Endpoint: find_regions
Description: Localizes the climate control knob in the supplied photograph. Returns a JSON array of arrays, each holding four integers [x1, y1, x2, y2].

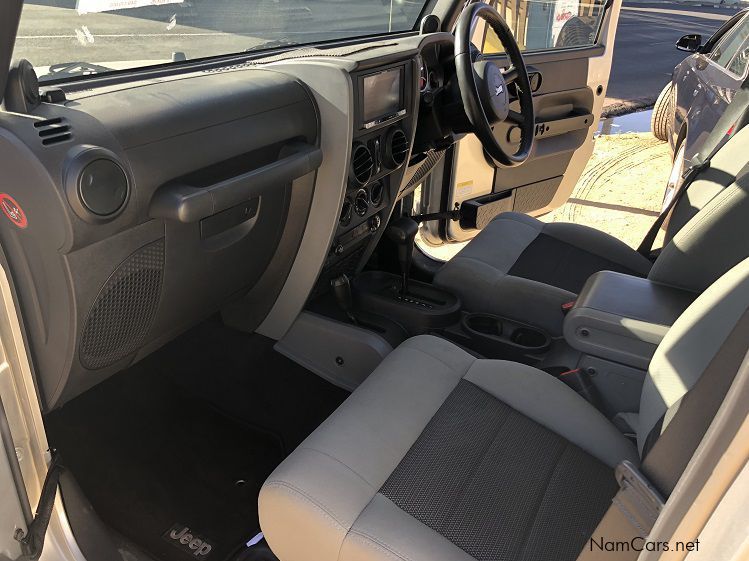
[[354, 189, 369, 217]]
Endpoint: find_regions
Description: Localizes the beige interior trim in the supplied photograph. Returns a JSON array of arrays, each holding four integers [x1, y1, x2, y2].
[[640, 350, 749, 561], [0, 264, 83, 561]]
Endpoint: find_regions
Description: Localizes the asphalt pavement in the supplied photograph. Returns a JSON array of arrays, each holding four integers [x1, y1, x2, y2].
[[604, 2, 736, 113]]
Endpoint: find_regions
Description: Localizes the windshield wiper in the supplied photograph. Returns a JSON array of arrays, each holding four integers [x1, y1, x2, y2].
[[246, 38, 300, 53], [38, 61, 114, 81]]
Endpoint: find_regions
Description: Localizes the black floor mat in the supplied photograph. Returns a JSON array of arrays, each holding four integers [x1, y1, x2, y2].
[[45, 318, 349, 561]]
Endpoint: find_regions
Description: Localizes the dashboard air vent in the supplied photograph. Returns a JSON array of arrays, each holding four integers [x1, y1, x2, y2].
[[34, 117, 72, 146], [386, 128, 409, 168], [350, 143, 373, 185], [339, 197, 353, 226]]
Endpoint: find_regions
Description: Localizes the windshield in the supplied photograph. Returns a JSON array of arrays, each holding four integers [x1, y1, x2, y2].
[[14, 0, 426, 83]]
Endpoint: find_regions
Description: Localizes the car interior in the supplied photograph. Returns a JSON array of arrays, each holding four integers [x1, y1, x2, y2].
[[1, 0, 749, 560]]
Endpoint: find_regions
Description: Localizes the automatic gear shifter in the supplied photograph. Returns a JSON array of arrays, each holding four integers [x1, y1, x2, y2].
[[386, 216, 418, 296]]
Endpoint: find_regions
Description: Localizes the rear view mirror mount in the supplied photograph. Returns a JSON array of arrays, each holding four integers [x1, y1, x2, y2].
[[677, 34, 703, 53]]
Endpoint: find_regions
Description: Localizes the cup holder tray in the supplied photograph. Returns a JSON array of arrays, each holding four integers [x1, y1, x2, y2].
[[461, 313, 551, 359]]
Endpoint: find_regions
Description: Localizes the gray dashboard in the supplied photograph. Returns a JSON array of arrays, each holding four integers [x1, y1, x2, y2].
[[0, 32, 453, 409]]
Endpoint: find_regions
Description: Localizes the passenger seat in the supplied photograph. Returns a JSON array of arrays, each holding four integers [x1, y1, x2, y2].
[[259, 257, 749, 561]]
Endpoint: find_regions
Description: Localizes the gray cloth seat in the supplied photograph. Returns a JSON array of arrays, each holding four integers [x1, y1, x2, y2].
[[434, 125, 749, 336], [259, 260, 749, 561], [433, 212, 653, 335], [259, 257, 749, 561]]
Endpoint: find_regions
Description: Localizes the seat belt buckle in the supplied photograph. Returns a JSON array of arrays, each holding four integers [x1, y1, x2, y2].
[[613, 460, 665, 537], [561, 300, 576, 314]]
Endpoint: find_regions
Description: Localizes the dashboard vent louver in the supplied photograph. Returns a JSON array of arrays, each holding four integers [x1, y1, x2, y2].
[[387, 129, 409, 167], [350, 143, 373, 185], [34, 117, 72, 146]]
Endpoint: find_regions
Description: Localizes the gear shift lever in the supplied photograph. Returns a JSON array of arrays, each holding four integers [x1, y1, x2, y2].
[[386, 216, 418, 296], [331, 274, 357, 324]]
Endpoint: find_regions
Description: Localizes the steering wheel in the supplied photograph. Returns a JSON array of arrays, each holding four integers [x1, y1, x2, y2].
[[455, 2, 535, 167]]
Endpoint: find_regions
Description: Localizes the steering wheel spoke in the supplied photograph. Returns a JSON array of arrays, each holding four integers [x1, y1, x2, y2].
[[506, 110, 525, 125], [502, 66, 519, 84]]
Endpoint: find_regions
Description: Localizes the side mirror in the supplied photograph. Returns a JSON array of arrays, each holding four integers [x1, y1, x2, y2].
[[677, 34, 702, 53]]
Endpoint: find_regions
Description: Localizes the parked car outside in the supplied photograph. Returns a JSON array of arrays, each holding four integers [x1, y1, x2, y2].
[[653, 8, 749, 207]]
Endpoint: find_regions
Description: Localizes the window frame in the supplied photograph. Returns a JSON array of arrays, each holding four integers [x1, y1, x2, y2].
[[480, 0, 612, 56]]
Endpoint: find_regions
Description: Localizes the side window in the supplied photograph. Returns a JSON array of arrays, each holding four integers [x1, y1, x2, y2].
[[710, 16, 749, 75], [727, 38, 749, 77], [483, 0, 608, 54]]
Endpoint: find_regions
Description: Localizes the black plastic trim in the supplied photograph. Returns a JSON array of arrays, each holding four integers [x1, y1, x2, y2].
[[0, 0, 23, 104], [40, 31, 420, 91]]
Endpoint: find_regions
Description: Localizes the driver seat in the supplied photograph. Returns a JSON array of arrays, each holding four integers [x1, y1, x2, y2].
[[434, 125, 749, 335]]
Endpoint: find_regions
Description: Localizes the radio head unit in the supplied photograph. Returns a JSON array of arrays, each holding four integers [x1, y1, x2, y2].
[[359, 65, 405, 129]]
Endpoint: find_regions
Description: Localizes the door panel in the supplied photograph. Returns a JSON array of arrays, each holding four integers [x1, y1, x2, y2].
[[427, 0, 621, 243]]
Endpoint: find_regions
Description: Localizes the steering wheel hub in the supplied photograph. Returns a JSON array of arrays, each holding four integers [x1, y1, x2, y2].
[[479, 61, 510, 123]]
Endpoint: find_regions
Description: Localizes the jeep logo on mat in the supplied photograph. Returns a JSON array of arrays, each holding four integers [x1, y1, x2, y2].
[[163, 524, 215, 557]]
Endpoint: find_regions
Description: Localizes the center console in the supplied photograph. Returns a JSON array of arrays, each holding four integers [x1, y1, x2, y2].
[[325, 61, 416, 282], [564, 271, 697, 370]]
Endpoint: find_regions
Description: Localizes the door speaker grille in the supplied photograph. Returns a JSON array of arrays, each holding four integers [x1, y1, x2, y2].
[[79, 239, 165, 370]]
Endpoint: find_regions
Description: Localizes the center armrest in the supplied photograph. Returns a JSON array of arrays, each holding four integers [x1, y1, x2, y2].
[[564, 271, 698, 369]]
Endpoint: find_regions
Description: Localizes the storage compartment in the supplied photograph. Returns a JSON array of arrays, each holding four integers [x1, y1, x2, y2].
[[564, 271, 697, 369], [459, 312, 551, 362]]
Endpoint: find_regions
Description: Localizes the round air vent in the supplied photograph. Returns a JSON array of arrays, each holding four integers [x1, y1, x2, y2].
[[339, 197, 353, 226], [64, 145, 131, 223], [354, 189, 369, 217], [350, 143, 373, 185], [79, 159, 129, 216], [384, 128, 409, 169]]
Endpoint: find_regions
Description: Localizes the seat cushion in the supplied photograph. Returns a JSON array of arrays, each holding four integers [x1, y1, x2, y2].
[[259, 335, 638, 561], [433, 212, 653, 335]]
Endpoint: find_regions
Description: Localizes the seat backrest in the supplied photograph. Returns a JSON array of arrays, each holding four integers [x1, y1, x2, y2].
[[638, 256, 749, 456], [648, 125, 749, 293]]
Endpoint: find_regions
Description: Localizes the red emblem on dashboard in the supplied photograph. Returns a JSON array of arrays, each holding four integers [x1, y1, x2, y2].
[[0, 194, 28, 229]]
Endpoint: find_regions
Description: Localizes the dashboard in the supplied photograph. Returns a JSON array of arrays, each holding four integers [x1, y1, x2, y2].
[[0, 32, 455, 409]]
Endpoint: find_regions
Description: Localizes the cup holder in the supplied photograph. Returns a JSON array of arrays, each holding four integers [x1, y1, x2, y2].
[[465, 315, 502, 336], [509, 327, 548, 349], [462, 313, 551, 359]]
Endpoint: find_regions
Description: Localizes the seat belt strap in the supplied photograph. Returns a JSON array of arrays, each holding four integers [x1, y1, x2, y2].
[[612, 461, 665, 536], [636, 161, 708, 258], [576, 461, 665, 561]]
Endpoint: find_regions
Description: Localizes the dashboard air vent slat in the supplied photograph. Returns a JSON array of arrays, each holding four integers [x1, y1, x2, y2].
[[389, 129, 409, 167], [34, 117, 72, 146], [350, 143, 373, 185]]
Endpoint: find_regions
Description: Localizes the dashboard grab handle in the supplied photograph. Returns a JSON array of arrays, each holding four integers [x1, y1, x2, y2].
[[149, 141, 322, 223]]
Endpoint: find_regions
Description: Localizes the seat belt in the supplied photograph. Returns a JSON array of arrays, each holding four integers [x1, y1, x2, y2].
[[636, 85, 749, 259], [636, 160, 709, 258], [577, 305, 749, 561]]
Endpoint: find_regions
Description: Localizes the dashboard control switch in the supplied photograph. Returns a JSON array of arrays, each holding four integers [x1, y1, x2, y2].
[[369, 215, 381, 232]]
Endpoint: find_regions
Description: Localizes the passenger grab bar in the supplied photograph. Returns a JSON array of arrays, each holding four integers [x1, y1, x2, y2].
[[149, 141, 322, 223]]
